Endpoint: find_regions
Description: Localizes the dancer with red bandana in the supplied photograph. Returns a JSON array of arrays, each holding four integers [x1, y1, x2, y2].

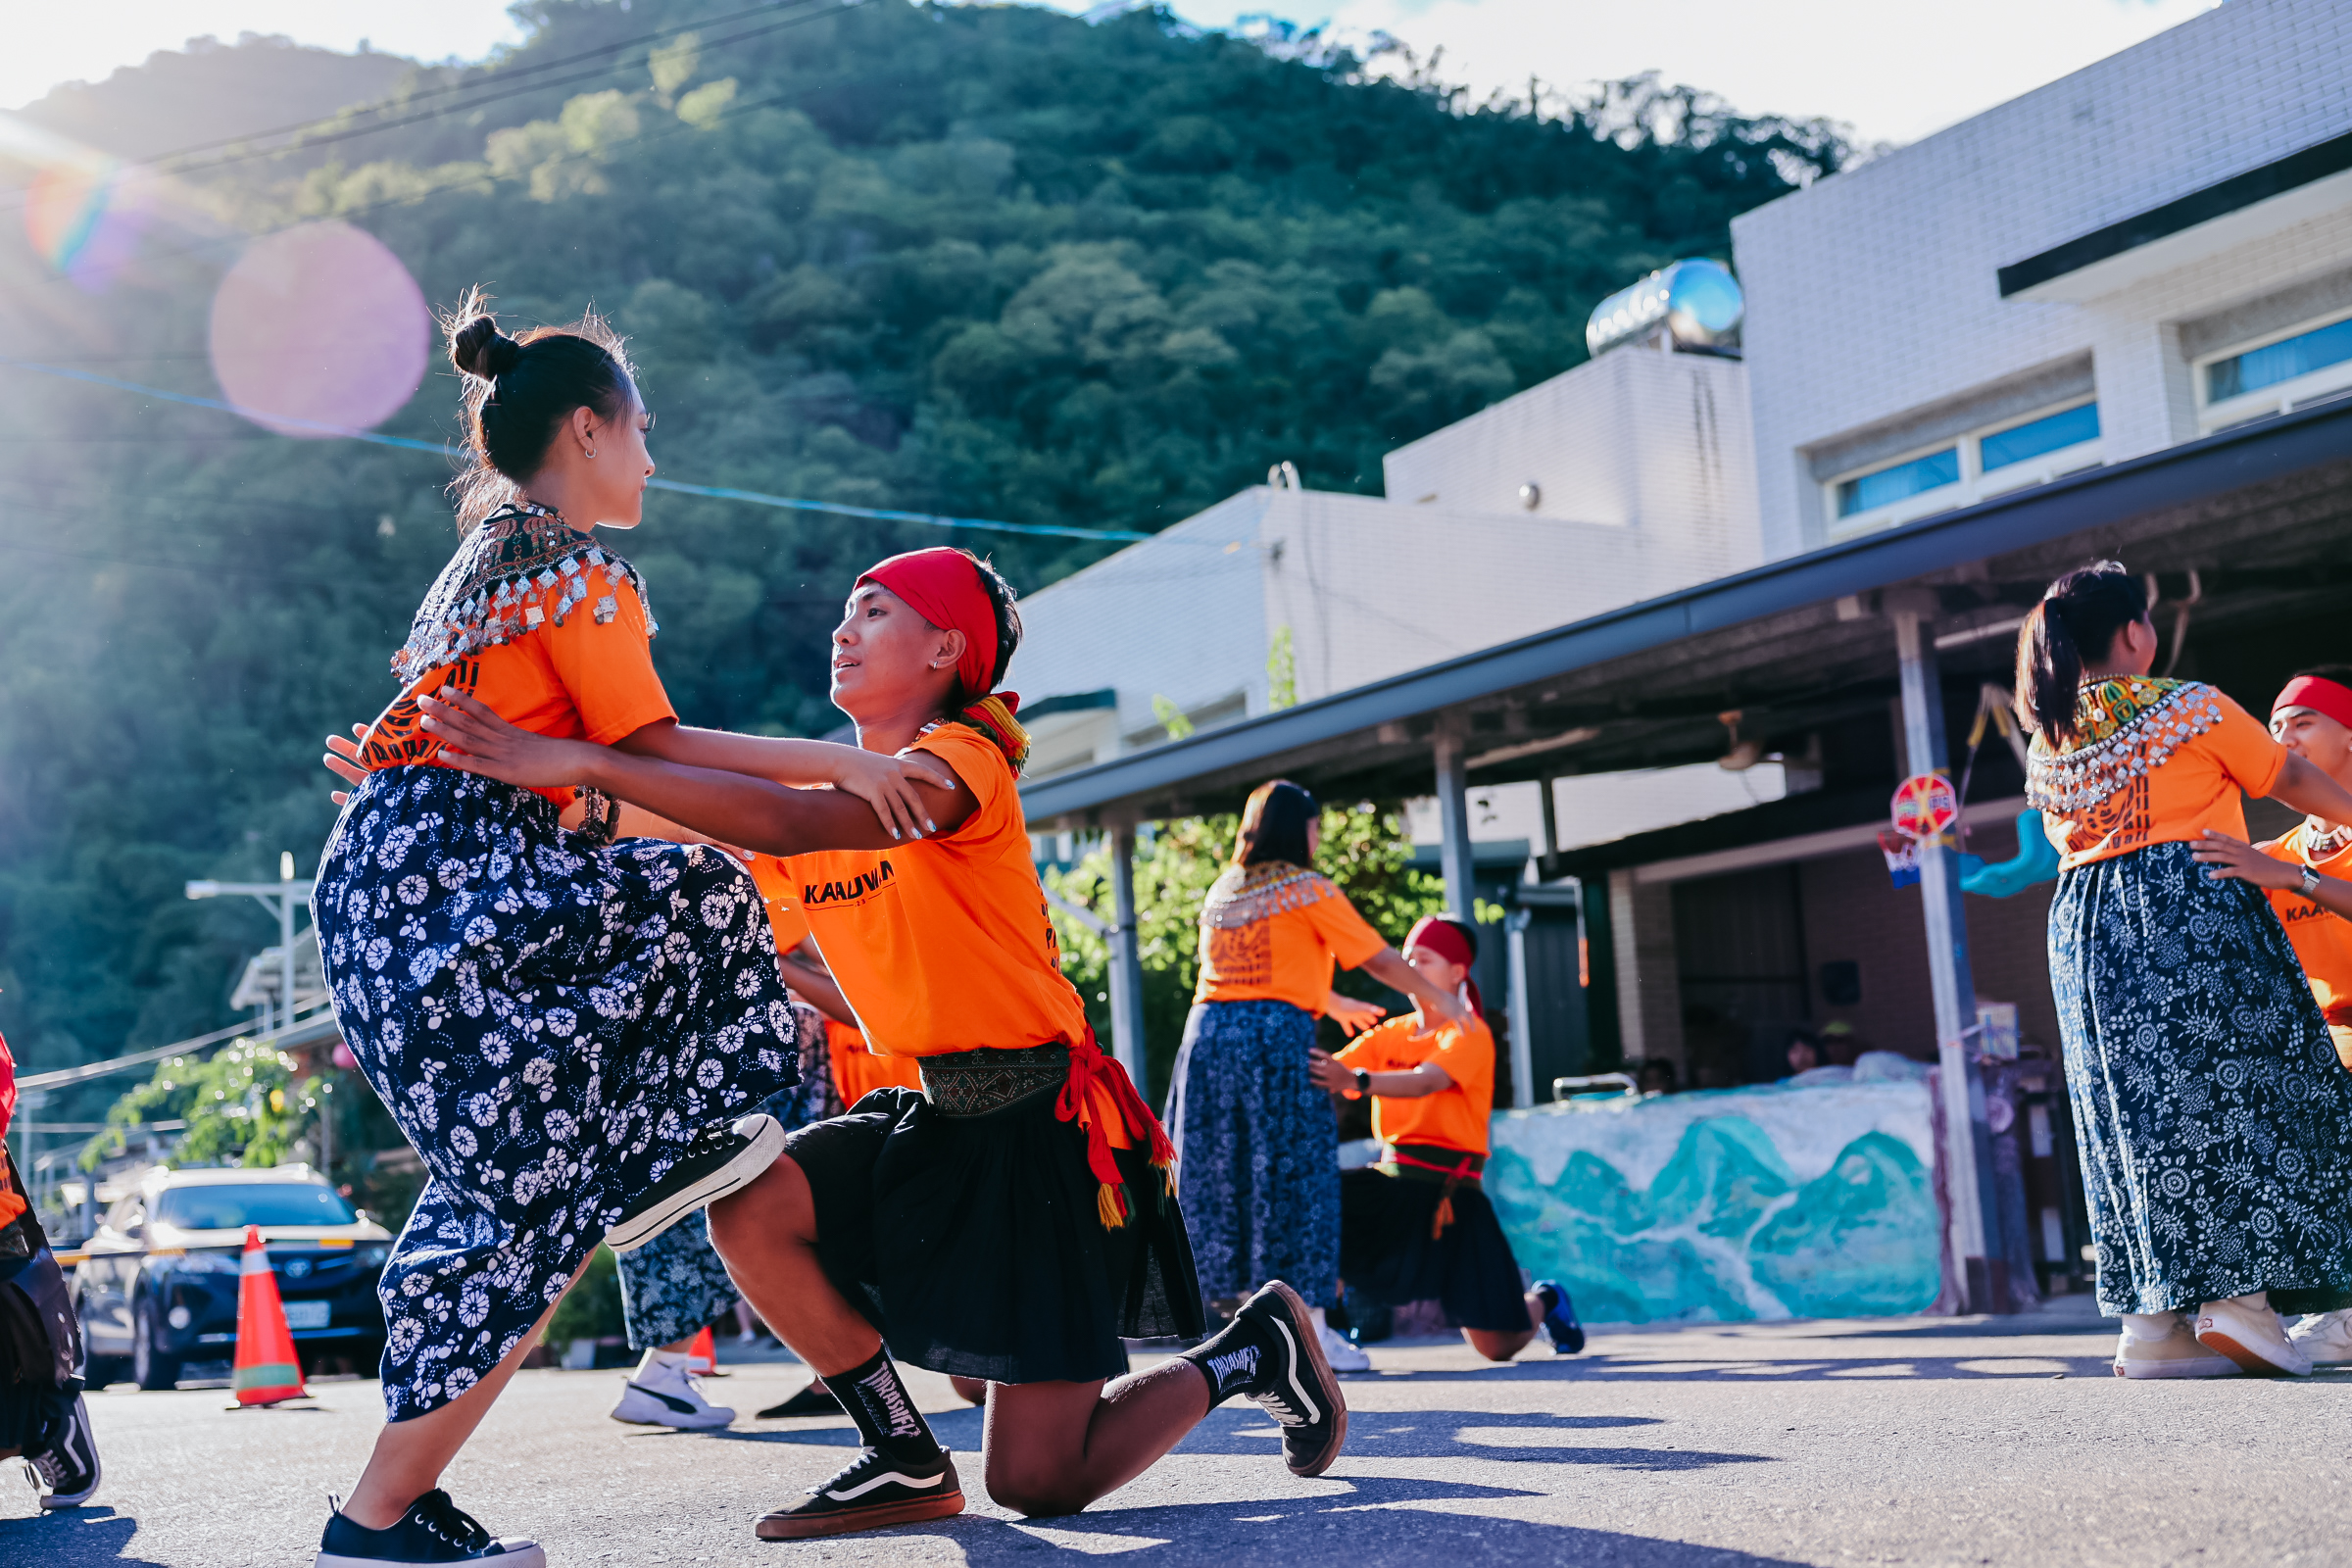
[[2191, 664, 2352, 1368], [1309, 916, 1583, 1362], [413, 546, 1350, 1540]]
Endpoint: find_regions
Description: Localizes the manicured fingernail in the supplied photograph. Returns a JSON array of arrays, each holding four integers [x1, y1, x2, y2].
[[891, 828, 901, 839], [926, 820, 938, 832]]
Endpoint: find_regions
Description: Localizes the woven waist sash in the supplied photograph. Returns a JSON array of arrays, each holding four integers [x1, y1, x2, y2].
[[1376, 1144, 1485, 1240], [917, 1044, 1069, 1117]]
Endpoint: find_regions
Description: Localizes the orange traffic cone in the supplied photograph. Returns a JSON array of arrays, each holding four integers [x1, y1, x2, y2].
[[231, 1225, 307, 1406], [684, 1323, 717, 1376]]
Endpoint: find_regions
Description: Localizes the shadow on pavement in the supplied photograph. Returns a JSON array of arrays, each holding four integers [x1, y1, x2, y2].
[[884, 1475, 1812, 1565], [0, 1506, 170, 1566], [1171, 1406, 1736, 1471], [706, 1404, 1756, 1474]]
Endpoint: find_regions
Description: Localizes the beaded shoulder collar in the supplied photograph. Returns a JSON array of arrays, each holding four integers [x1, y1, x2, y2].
[[1200, 861, 1338, 931], [390, 501, 656, 684], [2026, 676, 2226, 814]]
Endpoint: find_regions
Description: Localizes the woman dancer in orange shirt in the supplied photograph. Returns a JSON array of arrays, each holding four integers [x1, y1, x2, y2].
[[2020, 564, 2352, 1381], [414, 547, 1352, 1540], [1169, 780, 1469, 1371], [309, 303, 948, 1568]]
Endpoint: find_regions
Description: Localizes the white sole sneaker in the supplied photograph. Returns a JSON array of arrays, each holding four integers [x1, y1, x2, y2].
[[1318, 1326, 1371, 1373], [610, 1379, 735, 1430], [606, 1114, 784, 1253], [2196, 1305, 2313, 1378], [2114, 1347, 2239, 1379]]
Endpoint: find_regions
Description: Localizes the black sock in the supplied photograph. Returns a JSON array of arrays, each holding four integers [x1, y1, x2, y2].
[[830, 1347, 943, 1466], [1181, 1311, 1277, 1407]]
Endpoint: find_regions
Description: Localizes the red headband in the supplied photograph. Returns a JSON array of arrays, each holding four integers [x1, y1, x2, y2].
[[2274, 675, 2352, 734], [1404, 915, 1484, 1021], [858, 548, 1000, 702]]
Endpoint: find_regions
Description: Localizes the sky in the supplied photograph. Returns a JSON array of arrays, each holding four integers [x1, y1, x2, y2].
[[3, 0, 2223, 148]]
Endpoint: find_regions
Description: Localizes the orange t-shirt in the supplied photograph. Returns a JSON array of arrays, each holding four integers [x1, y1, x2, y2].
[[748, 856, 922, 1099], [358, 548, 673, 806], [2262, 823, 2352, 1039], [0, 1029, 22, 1231], [783, 723, 1088, 1059], [2030, 679, 2286, 871], [748, 854, 812, 954], [1335, 1008, 1496, 1155], [1190, 863, 1387, 1012], [828, 1017, 923, 1103]]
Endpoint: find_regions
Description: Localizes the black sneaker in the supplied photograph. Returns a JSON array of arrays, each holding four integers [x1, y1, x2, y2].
[[28, 1392, 100, 1508], [753, 1446, 964, 1540], [1232, 1281, 1348, 1478], [757, 1379, 844, 1419], [316, 1490, 544, 1567], [606, 1113, 784, 1253]]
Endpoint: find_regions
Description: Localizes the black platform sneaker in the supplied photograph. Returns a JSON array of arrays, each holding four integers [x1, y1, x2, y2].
[[1230, 1281, 1348, 1477], [606, 1113, 784, 1253], [28, 1392, 101, 1509], [315, 1490, 545, 1567], [757, 1379, 844, 1419], [753, 1447, 964, 1540]]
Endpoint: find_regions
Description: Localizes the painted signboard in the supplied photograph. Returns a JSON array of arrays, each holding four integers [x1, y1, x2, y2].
[[1488, 1078, 1943, 1324]]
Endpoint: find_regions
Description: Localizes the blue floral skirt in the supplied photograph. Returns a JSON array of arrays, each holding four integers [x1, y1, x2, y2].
[[2050, 840, 2352, 1316], [315, 767, 799, 1419], [617, 1002, 840, 1349], [1163, 999, 1340, 1306]]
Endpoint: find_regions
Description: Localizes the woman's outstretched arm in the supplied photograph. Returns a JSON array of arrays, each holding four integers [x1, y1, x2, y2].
[[1357, 948, 1471, 1029], [417, 690, 977, 855], [2267, 753, 2352, 827]]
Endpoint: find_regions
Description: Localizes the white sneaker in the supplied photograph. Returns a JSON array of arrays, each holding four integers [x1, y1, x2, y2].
[[2195, 1295, 2314, 1378], [2113, 1312, 2236, 1379], [1318, 1321, 1371, 1373], [610, 1350, 735, 1429], [2288, 1306, 2352, 1365]]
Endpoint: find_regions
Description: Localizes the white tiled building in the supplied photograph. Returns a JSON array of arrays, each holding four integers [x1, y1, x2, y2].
[[1736, 0, 2352, 558], [1010, 342, 1768, 844]]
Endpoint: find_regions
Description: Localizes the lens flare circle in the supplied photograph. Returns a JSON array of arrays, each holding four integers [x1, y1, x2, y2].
[[26, 160, 151, 293], [209, 220, 429, 438]]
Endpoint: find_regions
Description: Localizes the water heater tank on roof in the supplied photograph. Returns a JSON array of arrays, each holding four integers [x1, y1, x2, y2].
[[1585, 258, 1743, 360]]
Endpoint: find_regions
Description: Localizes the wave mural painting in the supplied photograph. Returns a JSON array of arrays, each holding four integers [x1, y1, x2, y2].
[[1488, 1081, 1942, 1324]]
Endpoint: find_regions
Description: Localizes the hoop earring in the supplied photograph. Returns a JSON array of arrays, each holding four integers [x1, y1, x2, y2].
[[585, 447, 598, 460]]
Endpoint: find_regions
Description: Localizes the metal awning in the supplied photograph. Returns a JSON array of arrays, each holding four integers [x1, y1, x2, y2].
[[1022, 399, 2352, 827]]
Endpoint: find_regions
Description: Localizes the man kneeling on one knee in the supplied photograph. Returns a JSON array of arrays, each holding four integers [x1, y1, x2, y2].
[[1307, 915, 1581, 1362]]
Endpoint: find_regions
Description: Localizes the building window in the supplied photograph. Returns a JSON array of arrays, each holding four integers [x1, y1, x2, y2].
[[2201, 313, 2352, 426], [1837, 448, 1959, 517], [1980, 401, 2100, 472], [1825, 399, 2101, 538]]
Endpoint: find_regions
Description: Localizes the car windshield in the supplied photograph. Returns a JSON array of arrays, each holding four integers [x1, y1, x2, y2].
[[153, 1183, 356, 1230]]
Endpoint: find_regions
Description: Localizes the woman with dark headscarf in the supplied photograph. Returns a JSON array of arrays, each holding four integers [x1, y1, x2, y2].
[[1166, 781, 1468, 1369], [1310, 915, 1581, 1361], [2018, 562, 2352, 1381]]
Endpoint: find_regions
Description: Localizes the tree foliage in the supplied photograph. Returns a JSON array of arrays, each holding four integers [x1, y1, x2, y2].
[[0, 4, 1844, 1114], [1048, 802, 1444, 1101]]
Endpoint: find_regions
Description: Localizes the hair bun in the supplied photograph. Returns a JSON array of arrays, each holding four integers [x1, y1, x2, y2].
[[450, 315, 522, 380]]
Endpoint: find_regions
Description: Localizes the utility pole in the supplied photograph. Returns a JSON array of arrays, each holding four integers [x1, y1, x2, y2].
[[188, 852, 316, 1036]]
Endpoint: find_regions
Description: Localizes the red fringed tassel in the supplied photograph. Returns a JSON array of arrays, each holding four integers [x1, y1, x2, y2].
[[1055, 1029, 1176, 1230]]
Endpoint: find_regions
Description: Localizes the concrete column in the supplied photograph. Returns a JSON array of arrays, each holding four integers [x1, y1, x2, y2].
[[1889, 595, 2011, 1313], [1608, 869, 1685, 1076], [1106, 822, 1150, 1087], [1433, 721, 1476, 917]]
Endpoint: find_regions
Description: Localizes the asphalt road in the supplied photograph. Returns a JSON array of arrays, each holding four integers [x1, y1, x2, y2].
[[4, 1302, 2342, 1567]]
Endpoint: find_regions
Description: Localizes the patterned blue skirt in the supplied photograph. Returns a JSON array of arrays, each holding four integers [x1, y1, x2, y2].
[[315, 767, 799, 1419], [616, 1003, 840, 1349], [1163, 999, 1340, 1305], [2050, 839, 2352, 1316]]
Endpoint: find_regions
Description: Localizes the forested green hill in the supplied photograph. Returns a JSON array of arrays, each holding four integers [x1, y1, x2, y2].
[[0, 1, 1845, 1099]]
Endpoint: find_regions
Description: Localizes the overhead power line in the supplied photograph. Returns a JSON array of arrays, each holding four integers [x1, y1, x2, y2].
[[0, 361, 1155, 545]]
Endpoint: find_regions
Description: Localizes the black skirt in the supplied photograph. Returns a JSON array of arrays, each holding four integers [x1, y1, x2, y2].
[[784, 1079, 1205, 1385], [1339, 1168, 1530, 1332]]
